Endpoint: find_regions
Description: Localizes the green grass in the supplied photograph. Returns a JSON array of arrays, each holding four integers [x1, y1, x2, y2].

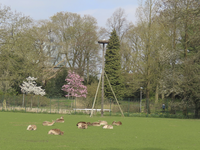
[[0, 112, 200, 150]]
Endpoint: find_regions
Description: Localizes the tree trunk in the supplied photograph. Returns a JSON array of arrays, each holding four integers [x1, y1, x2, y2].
[[155, 83, 159, 103], [22, 93, 24, 107], [31, 95, 33, 109], [87, 56, 90, 84], [146, 81, 151, 114], [161, 93, 164, 100]]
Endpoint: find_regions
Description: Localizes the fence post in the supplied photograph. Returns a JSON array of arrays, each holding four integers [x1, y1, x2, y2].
[[37, 96, 39, 113], [147, 99, 149, 117], [110, 98, 111, 116], [186, 101, 188, 118], [13, 95, 15, 111], [75, 98, 76, 114], [50, 98, 51, 114], [166, 98, 169, 117], [2, 95, 4, 111], [128, 98, 130, 116], [25, 95, 26, 113], [66, 98, 68, 110], [58, 98, 59, 114]]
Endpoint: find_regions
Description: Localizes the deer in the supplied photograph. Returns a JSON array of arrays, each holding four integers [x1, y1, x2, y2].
[[27, 125, 37, 130], [98, 120, 108, 125], [56, 118, 64, 123], [48, 129, 64, 135], [102, 125, 113, 129], [77, 123, 88, 129], [112, 121, 122, 126], [55, 116, 64, 123], [91, 122, 101, 126], [76, 121, 87, 126], [43, 120, 55, 126], [87, 122, 92, 126]]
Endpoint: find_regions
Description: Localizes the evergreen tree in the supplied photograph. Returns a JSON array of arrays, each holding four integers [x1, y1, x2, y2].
[[104, 29, 124, 99]]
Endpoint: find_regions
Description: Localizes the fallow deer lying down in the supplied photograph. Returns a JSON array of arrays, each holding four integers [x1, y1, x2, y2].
[[87, 122, 92, 126], [27, 125, 37, 130], [76, 121, 87, 126], [99, 120, 108, 125], [112, 121, 122, 126], [102, 125, 113, 129], [48, 129, 64, 135], [56, 118, 64, 123], [77, 122, 88, 129], [43, 120, 55, 126], [91, 122, 101, 126]]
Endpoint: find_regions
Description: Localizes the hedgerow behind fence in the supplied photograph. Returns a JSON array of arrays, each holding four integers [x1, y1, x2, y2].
[[0, 95, 198, 118]]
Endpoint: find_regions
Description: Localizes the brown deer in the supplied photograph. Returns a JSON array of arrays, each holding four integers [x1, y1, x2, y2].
[[48, 129, 64, 135], [43, 120, 55, 126], [78, 123, 88, 129], [55, 116, 64, 123], [76, 121, 87, 126], [102, 125, 113, 129], [56, 118, 64, 123], [112, 121, 122, 126], [91, 122, 101, 126], [27, 125, 37, 130], [87, 122, 92, 126], [99, 120, 108, 125]]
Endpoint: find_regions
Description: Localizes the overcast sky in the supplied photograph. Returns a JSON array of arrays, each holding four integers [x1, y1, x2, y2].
[[0, 0, 139, 27]]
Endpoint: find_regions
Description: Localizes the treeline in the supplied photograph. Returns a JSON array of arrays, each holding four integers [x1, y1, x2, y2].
[[0, 1, 200, 115]]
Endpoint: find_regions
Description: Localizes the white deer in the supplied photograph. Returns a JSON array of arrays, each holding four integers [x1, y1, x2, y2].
[[27, 125, 37, 130], [102, 125, 113, 129], [99, 120, 108, 125]]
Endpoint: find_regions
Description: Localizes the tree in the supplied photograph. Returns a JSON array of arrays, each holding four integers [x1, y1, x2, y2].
[[50, 12, 100, 78], [106, 8, 131, 41], [0, 4, 36, 94], [104, 29, 124, 98], [20, 76, 45, 107], [62, 71, 87, 98], [45, 67, 68, 98], [105, 8, 133, 73], [182, 52, 200, 117]]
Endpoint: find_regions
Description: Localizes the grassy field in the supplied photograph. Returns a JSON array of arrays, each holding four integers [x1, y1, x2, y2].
[[0, 112, 200, 150]]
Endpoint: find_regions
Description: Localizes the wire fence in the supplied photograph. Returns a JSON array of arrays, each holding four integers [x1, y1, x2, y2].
[[0, 95, 199, 118]]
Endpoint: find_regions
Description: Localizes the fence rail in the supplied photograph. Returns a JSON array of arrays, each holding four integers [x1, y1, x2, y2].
[[0, 95, 199, 118]]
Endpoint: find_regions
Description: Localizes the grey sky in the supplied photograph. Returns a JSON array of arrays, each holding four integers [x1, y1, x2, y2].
[[0, 0, 138, 27]]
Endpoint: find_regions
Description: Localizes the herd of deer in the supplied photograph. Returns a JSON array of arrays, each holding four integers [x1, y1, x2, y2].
[[76, 120, 122, 129], [27, 116, 122, 135], [27, 116, 65, 135]]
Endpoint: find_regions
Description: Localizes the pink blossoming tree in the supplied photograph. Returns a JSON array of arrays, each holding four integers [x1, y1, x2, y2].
[[62, 71, 87, 98]]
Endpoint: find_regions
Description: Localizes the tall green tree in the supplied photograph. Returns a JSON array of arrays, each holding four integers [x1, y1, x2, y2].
[[104, 29, 124, 99]]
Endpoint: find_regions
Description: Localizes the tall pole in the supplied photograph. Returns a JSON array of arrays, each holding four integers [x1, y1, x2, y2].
[[98, 39, 109, 117], [101, 43, 105, 117], [140, 87, 143, 113]]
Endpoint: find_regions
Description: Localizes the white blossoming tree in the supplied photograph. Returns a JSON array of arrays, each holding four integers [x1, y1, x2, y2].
[[20, 76, 45, 108]]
